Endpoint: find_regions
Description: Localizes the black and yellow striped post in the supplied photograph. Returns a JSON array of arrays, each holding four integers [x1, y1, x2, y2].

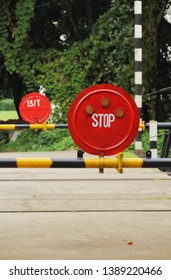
[[134, 0, 143, 150], [0, 157, 170, 173]]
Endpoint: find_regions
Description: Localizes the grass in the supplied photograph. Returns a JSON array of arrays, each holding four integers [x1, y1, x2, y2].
[[123, 151, 139, 158], [0, 111, 18, 121]]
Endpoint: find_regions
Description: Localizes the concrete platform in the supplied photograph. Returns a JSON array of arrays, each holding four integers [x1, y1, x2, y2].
[[0, 151, 171, 260]]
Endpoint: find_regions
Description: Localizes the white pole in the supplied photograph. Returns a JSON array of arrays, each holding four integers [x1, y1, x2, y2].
[[149, 120, 158, 158]]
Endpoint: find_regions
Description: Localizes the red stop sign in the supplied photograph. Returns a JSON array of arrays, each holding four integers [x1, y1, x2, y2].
[[68, 84, 140, 156], [19, 92, 51, 123]]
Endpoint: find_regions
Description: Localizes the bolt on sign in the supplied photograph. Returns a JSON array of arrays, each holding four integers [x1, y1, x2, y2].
[[68, 84, 140, 156], [19, 92, 52, 123]]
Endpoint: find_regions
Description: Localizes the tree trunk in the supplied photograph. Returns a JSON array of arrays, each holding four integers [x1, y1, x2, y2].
[[11, 73, 26, 119]]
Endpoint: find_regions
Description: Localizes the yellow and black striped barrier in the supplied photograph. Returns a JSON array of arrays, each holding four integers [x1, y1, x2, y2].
[[0, 156, 170, 173], [0, 122, 146, 131], [0, 123, 67, 131]]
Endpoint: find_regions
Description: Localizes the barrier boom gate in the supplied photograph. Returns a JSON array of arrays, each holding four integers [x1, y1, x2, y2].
[[0, 155, 170, 174], [0, 84, 171, 173]]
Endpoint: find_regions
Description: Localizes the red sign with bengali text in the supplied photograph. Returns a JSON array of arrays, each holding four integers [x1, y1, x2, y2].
[[19, 92, 51, 123]]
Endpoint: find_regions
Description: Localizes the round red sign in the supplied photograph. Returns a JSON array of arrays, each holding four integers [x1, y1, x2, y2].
[[68, 84, 140, 156], [19, 92, 51, 123]]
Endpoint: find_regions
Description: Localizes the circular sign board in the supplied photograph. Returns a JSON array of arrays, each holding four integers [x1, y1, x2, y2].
[[19, 92, 51, 123], [68, 84, 140, 156]]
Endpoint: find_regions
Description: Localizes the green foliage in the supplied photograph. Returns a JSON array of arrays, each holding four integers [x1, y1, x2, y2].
[[0, 127, 167, 155], [13, 46, 87, 122], [0, 129, 77, 152], [84, 0, 134, 92], [0, 0, 35, 73], [12, 1, 135, 122], [0, 131, 9, 145], [142, 0, 171, 121], [0, 0, 135, 123], [0, 0, 170, 126], [0, 99, 15, 110]]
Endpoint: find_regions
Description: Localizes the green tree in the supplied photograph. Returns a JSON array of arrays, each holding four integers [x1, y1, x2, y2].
[[0, 0, 35, 115], [142, 0, 171, 121], [0, 0, 111, 118], [0, 0, 170, 122]]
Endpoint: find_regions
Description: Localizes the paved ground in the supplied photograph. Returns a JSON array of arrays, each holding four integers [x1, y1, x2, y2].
[[0, 151, 171, 260]]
